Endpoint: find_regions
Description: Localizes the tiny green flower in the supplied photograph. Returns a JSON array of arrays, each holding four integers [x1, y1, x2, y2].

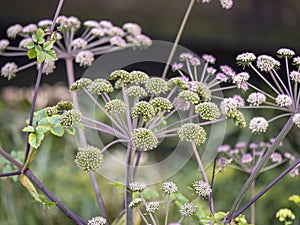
[[125, 85, 147, 97], [74, 145, 103, 172], [132, 128, 158, 151], [129, 70, 149, 84], [59, 109, 81, 127], [178, 123, 206, 146], [178, 90, 200, 104], [87, 79, 114, 95], [150, 97, 173, 112], [145, 77, 169, 95], [70, 78, 92, 92], [195, 102, 221, 120], [131, 101, 155, 122], [105, 99, 126, 113]]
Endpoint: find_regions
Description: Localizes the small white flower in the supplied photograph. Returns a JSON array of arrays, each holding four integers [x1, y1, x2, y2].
[[219, 0, 233, 9], [193, 180, 212, 198], [189, 57, 201, 66], [0, 39, 9, 51], [128, 181, 146, 192], [22, 24, 38, 34], [277, 48, 295, 58], [7, 24, 22, 38], [128, 34, 152, 48], [292, 113, 300, 128], [241, 153, 253, 164], [256, 55, 280, 72], [290, 71, 300, 83], [162, 181, 178, 194], [249, 117, 269, 133], [1, 62, 18, 80], [293, 56, 300, 67], [271, 152, 282, 163], [180, 202, 197, 217], [275, 94, 293, 107], [247, 92, 266, 106], [123, 22, 142, 36], [75, 50, 94, 67], [71, 38, 88, 49], [105, 26, 125, 37], [67, 16, 81, 29]]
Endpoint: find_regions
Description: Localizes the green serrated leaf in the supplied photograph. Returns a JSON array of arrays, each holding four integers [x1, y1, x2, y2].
[[51, 125, 64, 137], [28, 133, 45, 149], [65, 126, 75, 135], [27, 48, 37, 59], [47, 115, 60, 124], [38, 117, 51, 126], [45, 49, 57, 61], [32, 35, 38, 42], [26, 41, 35, 49], [38, 38, 45, 45], [37, 51, 46, 63], [22, 126, 35, 132], [36, 28, 45, 39], [34, 109, 47, 123], [43, 40, 55, 51], [36, 125, 49, 134], [35, 45, 42, 53]]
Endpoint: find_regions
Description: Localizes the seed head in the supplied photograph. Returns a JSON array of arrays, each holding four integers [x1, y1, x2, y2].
[[150, 97, 173, 112], [131, 101, 155, 122], [145, 77, 169, 95], [178, 123, 207, 146], [105, 99, 126, 113], [74, 145, 103, 172], [132, 128, 158, 151], [249, 117, 268, 133], [195, 102, 221, 120], [193, 180, 212, 198]]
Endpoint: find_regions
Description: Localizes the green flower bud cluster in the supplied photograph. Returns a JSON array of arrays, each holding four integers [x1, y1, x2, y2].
[[109, 70, 131, 83], [74, 145, 103, 172], [168, 77, 189, 90], [150, 97, 173, 112], [178, 123, 206, 146], [131, 101, 155, 122], [105, 99, 126, 113], [193, 82, 211, 102], [87, 78, 114, 95], [129, 70, 149, 84], [226, 109, 246, 128], [195, 102, 221, 120], [59, 109, 81, 127], [145, 77, 169, 95], [178, 90, 200, 104], [125, 85, 147, 97], [70, 78, 92, 92], [46, 101, 74, 116], [132, 128, 158, 151]]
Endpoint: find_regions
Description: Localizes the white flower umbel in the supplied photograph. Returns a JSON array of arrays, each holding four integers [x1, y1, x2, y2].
[[249, 117, 269, 133]]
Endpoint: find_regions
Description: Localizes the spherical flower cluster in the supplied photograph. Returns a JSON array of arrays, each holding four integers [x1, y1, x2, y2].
[[171, 62, 184, 71], [132, 128, 158, 151], [75, 50, 94, 67], [290, 71, 300, 83], [129, 71, 149, 84], [37, 61, 56, 75], [236, 52, 256, 67], [162, 181, 178, 194], [0, 39, 9, 51], [71, 38, 88, 49], [220, 97, 238, 115], [123, 23, 142, 36], [56, 101, 74, 113], [256, 55, 280, 72], [292, 113, 300, 128], [233, 72, 249, 86], [22, 24, 38, 34], [1, 62, 18, 80], [247, 92, 267, 106], [150, 97, 173, 112], [145, 77, 169, 95], [70, 78, 92, 92], [191, 82, 212, 101], [7, 24, 22, 39], [128, 181, 147, 192], [220, 65, 236, 78], [195, 102, 221, 120], [126, 34, 152, 48], [110, 36, 126, 47], [131, 101, 155, 122], [19, 38, 32, 49], [277, 48, 295, 58], [87, 216, 107, 225], [179, 202, 197, 217], [178, 90, 200, 104], [216, 72, 228, 82], [105, 99, 126, 113], [249, 117, 269, 133], [129, 198, 143, 209], [219, 0, 234, 9], [146, 201, 160, 213], [74, 145, 103, 172], [226, 109, 247, 127], [178, 123, 207, 146], [59, 109, 81, 127], [189, 57, 201, 66], [241, 153, 253, 164], [270, 152, 283, 163], [87, 79, 114, 95], [275, 94, 293, 107], [168, 77, 189, 90], [56, 16, 81, 31], [193, 180, 212, 198], [125, 86, 147, 97], [276, 208, 295, 222], [202, 54, 216, 64], [109, 70, 131, 84]]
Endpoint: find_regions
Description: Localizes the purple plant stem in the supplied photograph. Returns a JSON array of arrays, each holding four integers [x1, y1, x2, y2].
[[233, 158, 300, 219]]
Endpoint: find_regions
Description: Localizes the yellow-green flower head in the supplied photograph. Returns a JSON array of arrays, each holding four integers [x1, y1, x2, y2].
[[56, 101, 74, 113], [46, 106, 58, 116], [150, 97, 173, 112], [131, 101, 155, 122], [87, 79, 114, 95], [168, 77, 189, 90], [178, 90, 200, 104], [178, 123, 207, 146], [125, 85, 147, 97], [193, 180, 212, 198], [59, 109, 81, 127], [276, 208, 295, 222], [74, 145, 103, 172], [190, 81, 211, 102], [109, 69, 131, 84], [195, 102, 221, 120], [129, 70, 149, 84], [226, 109, 246, 128], [105, 99, 126, 113], [145, 77, 169, 95], [132, 128, 158, 151], [70, 78, 92, 92]]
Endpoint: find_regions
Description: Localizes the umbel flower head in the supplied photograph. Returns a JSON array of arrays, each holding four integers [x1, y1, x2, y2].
[[195, 102, 221, 120], [105, 99, 126, 114], [132, 128, 158, 151], [129, 198, 143, 209], [74, 145, 103, 172], [146, 201, 160, 213], [162, 181, 178, 194], [131, 101, 155, 122], [179, 202, 197, 217], [128, 181, 147, 192], [87, 216, 107, 225], [59, 109, 81, 127], [193, 180, 212, 198], [178, 123, 207, 146]]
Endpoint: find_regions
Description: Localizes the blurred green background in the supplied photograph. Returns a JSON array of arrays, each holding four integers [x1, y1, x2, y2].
[[0, 0, 300, 225]]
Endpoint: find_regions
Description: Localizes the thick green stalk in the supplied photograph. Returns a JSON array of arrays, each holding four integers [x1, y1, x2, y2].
[[227, 116, 293, 220]]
